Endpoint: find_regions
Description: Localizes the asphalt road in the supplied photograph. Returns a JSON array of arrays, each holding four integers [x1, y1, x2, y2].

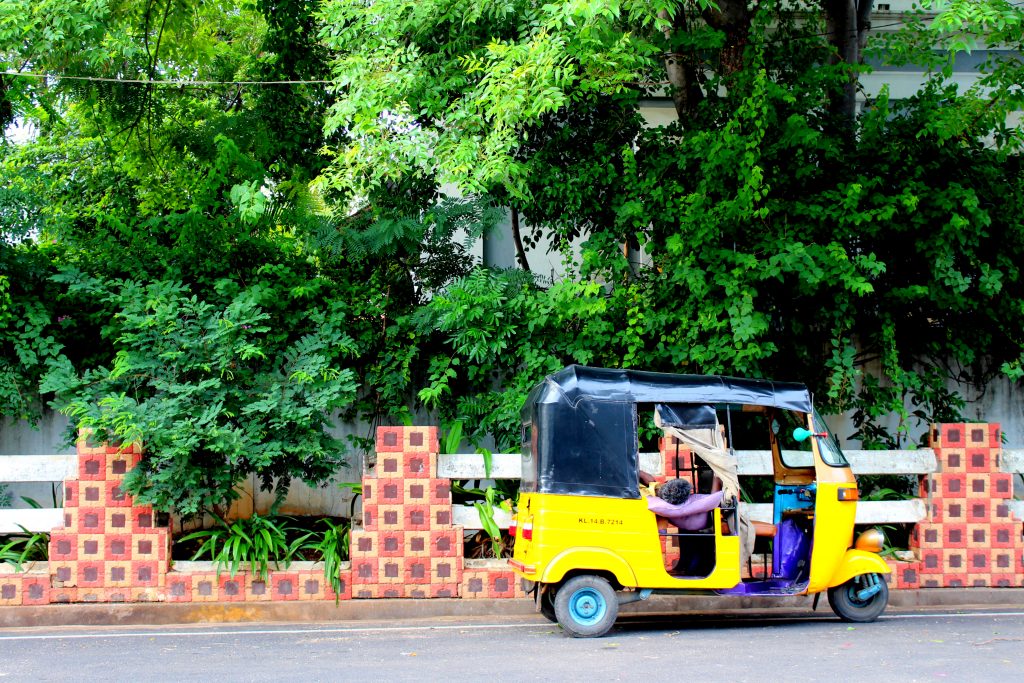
[[1, 608, 1022, 682]]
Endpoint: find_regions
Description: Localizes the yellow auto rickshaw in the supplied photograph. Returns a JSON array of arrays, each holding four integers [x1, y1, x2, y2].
[[509, 365, 890, 637]]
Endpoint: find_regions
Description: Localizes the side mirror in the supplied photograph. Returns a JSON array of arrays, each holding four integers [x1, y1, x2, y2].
[[793, 427, 827, 442]]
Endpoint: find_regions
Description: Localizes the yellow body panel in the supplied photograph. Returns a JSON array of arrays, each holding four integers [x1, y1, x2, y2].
[[828, 549, 892, 587], [512, 492, 741, 590], [807, 482, 858, 593]]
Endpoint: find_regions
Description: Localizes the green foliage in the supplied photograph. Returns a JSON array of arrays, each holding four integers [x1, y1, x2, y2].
[[178, 513, 311, 581], [297, 517, 350, 601], [42, 275, 360, 516], [0, 526, 50, 571]]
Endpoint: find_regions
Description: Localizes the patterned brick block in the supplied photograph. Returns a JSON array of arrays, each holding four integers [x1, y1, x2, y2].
[[990, 500, 1013, 523], [378, 558, 405, 585], [428, 480, 451, 505], [963, 424, 995, 447], [131, 508, 158, 533], [104, 534, 132, 560], [51, 561, 78, 586], [966, 524, 989, 548], [426, 583, 459, 598], [403, 453, 434, 479], [353, 584, 380, 599], [990, 573, 1017, 588], [965, 500, 991, 524], [351, 558, 378, 584], [77, 561, 106, 588], [942, 499, 966, 523], [379, 481, 404, 505], [50, 533, 78, 561], [938, 423, 966, 448], [375, 506, 403, 531], [245, 575, 272, 601], [106, 561, 133, 587], [375, 454, 404, 478], [105, 450, 140, 480], [104, 508, 130, 532], [50, 587, 77, 603], [134, 530, 169, 563], [403, 480, 430, 505], [271, 572, 300, 601], [967, 573, 991, 587], [21, 577, 49, 605], [105, 480, 132, 507], [404, 531, 431, 557], [191, 574, 219, 602], [966, 474, 990, 498], [911, 524, 943, 550], [990, 523, 1017, 548], [430, 529, 462, 557], [965, 449, 994, 473], [941, 474, 967, 499], [895, 562, 921, 590], [991, 473, 1013, 499], [78, 452, 107, 481], [166, 574, 192, 602], [78, 508, 105, 534], [942, 548, 966, 573], [297, 573, 331, 601], [404, 504, 430, 530], [938, 448, 966, 473], [403, 557, 432, 585], [361, 482, 376, 505], [349, 529, 377, 559], [63, 480, 81, 507], [0, 578, 23, 606], [431, 505, 453, 528], [333, 573, 352, 601], [943, 524, 967, 549], [376, 426, 405, 453], [404, 426, 438, 454], [361, 504, 377, 530], [966, 548, 989, 573], [77, 533, 105, 560], [379, 530, 405, 557], [920, 576, 942, 588], [218, 575, 246, 602], [130, 587, 161, 602], [943, 573, 968, 588], [990, 549, 1017, 573], [430, 556, 463, 584]]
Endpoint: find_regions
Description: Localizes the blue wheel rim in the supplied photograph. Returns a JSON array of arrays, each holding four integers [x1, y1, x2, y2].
[[568, 587, 607, 626]]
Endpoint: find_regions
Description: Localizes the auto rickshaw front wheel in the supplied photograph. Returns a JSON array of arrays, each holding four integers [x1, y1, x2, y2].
[[554, 575, 618, 638], [827, 573, 889, 623]]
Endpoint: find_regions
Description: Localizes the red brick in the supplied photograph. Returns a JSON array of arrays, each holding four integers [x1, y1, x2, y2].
[[166, 574, 192, 602], [990, 500, 1013, 523], [941, 500, 966, 523], [270, 572, 299, 601], [404, 504, 431, 530], [296, 572, 330, 601], [430, 504, 453, 528], [404, 558, 431, 585], [428, 480, 452, 505], [966, 424, 993, 447], [104, 534, 133, 560], [991, 473, 1013, 499], [21, 577, 49, 605], [63, 480, 81, 507], [104, 480, 133, 507], [376, 505, 404, 531], [940, 423, 966, 448], [966, 549, 989, 572], [895, 562, 921, 589], [990, 549, 1015, 572], [430, 529, 462, 557], [77, 561, 106, 587], [50, 587, 77, 604], [426, 583, 460, 598], [965, 501, 991, 523], [965, 449, 994, 473], [941, 474, 967, 499], [106, 561, 132, 587], [379, 481, 404, 505], [78, 452, 106, 481], [50, 560, 78, 586], [376, 426, 404, 453], [404, 427, 438, 454], [349, 530, 378, 559], [77, 508, 105, 533], [104, 508, 128, 532], [50, 533, 79, 561], [990, 523, 1017, 548], [77, 533, 105, 559], [965, 474, 991, 498], [404, 530, 431, 557], [218, 575, 246, 602], [942, 573, 968, 588], [376, 455, 403, 478], [245, 574, 272, 601], [937, 448, 966, 473], [361, 503, 378, 530], [191, 574, 218, 602], [403, 453, 434, 479], [361, 482, 376, 505], [430, 556, 463, 584], [965, 524, 988, 548], [131, 560, 162, 587], [911, 524, 943, 550], [990, 573, 1016, 588], [351, 558, 378, 584], [131, 508, 157, 533], [352, 584, 380, 599], [403, 480, 430, 504], [967, 574, 991, 587], [941, 549, 966, 573], [943, 524, 967, 549], [379, 531, 405, 557]]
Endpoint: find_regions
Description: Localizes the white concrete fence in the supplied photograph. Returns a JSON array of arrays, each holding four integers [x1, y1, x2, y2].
[[3, 449, 1023, 533]]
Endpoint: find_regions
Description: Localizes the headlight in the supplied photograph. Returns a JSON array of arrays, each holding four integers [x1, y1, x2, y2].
[[854, 528, 885, 553]]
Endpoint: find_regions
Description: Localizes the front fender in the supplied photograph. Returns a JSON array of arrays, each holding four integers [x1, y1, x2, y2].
[[828, 549, 892, 588], [541, 547, 638, 587]]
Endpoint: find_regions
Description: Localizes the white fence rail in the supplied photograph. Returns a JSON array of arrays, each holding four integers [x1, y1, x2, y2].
[[445, 449, 1023, 530], [0, 454, 74, 533]]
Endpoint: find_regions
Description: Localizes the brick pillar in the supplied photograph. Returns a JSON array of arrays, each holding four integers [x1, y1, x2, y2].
[[350, 426, 463, 598], [48, 432, 169, 603], [910, 423, 1024, 588]]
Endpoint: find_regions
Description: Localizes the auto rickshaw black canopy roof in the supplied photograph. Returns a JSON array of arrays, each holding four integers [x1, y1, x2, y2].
[[519, 365, 813, 498]]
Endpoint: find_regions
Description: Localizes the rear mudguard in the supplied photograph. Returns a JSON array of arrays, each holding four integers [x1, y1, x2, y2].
[[827, 548, 892, 588], [540, 547, 638, 588]]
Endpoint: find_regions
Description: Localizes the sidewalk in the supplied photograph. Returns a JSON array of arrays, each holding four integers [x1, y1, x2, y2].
[[3, 589, 1023, 629]]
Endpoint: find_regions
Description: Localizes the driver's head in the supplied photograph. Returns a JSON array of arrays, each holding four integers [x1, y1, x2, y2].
[[660, 478, 692, 505]]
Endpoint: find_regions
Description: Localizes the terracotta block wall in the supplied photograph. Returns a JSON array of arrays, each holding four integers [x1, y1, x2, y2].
[[905, 423, 1024, 588]]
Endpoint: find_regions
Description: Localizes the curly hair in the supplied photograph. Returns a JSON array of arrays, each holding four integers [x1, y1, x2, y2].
[[659, 478, 692, 505]]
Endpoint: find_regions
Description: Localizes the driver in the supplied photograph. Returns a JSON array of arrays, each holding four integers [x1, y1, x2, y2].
[[646, 478, 724, 531]]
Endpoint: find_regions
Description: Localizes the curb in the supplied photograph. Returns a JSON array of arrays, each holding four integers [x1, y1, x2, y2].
[[3, 589, 1024, 629]]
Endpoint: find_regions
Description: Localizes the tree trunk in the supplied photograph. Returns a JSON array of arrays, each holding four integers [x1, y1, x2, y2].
[[659, 8, 704, 121], [824, 0, 874, 121], [702, 0, 752, 77]]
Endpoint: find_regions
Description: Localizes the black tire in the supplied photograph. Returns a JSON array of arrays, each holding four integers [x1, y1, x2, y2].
[[539, 585, 557, 623], [553, 575, 619, 638], [827, 573, 889, 623]]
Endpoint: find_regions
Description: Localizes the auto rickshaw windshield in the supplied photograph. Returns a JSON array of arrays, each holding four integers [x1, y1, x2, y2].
[[813, 408, 849, 467]]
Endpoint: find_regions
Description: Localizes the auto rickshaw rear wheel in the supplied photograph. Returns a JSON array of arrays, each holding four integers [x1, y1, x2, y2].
[[539, 585, 557, 623], [554, 575, 618, 638], [827, 573, 889, 623]]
